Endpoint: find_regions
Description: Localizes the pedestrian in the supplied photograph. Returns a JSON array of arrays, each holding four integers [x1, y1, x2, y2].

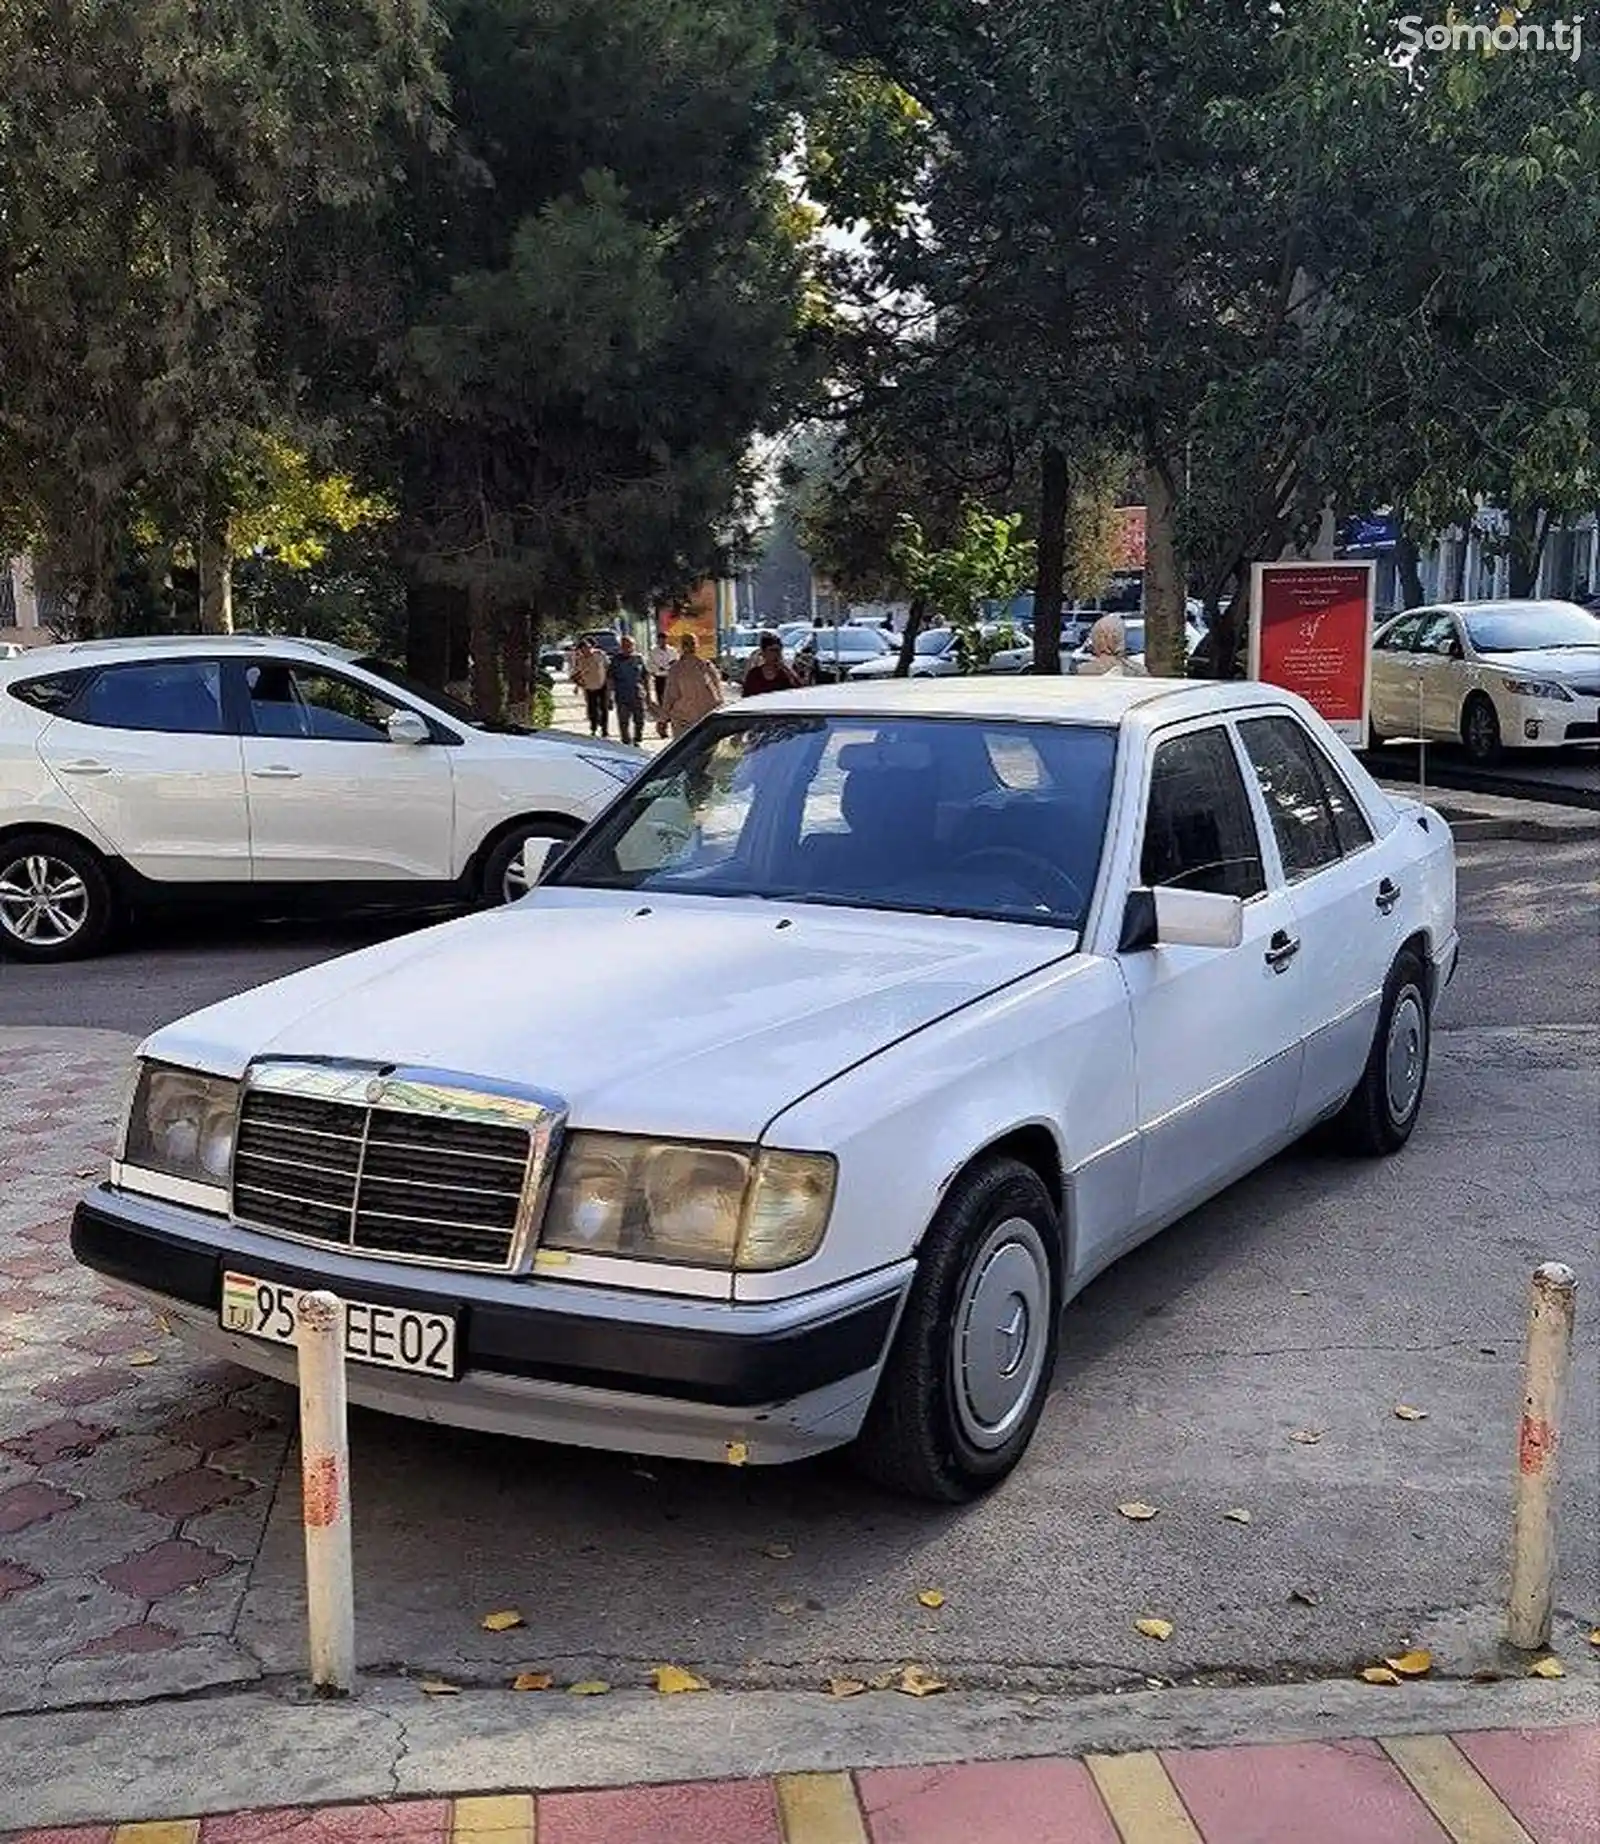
[[1076, 614, 1148, 678], [647, 636, 672, 710], [571, 637, 611, 736], [741, 631, 799, 698], [659, 631, 724, 738], [608, 634, 650, 745]]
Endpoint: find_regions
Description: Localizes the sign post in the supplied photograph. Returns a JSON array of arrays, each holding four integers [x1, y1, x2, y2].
[[1249, 561, 1375, 746]]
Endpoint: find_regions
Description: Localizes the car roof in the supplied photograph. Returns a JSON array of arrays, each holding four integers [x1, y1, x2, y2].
[[1408, 599, 1592, 619], [0, 633, 363, 678], [744, 674, 1305, 729]]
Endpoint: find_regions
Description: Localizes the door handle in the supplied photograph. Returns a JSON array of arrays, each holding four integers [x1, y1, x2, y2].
[[1264, 930, 1301, 971], [1376, 877, 1401, 915], [56, 759, 111, 776], [252, 766, 302, 780]]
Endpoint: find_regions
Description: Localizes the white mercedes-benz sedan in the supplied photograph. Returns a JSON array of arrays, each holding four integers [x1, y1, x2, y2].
[[74, 678, 1458, 1501]]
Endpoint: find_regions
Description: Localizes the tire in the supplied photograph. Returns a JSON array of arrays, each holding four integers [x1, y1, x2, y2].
[[851, 1158, 1060, 1503], [1461, 693, 1503, 766], [0, 831, 115, 962], [479, 820, 580, 906], [1337, 949, 1431, 1156], [1366, 717, 1388, 751]]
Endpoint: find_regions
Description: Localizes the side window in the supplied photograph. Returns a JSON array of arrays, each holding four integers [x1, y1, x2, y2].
[[1414, 613, 1461, 657], [7, 670, 89, 714], [1307, 736, 1374, 855], [79, 662, 226, 734], [245, 665, 399, 741], [1377, 614, 1423, 652], [1140, 728, 1266, 900], [1238, 715, 1346, 879]]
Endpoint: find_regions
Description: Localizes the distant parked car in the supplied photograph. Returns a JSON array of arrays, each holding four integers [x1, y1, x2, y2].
[[797, 626, 894, 683], [0, 643, 24, 662], [847, 629, 962, 680], [1368, 599, 1600, 764], [1068, 618, 1205, 674], [0, 634, 644, 960]]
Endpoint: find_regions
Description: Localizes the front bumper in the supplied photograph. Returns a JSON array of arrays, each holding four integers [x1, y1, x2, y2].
[[72, 1186, 911, 1464]]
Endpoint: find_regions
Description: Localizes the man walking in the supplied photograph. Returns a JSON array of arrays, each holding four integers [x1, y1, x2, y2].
[[571, 637, 610, 736], [608, 634, 651, 745], [741, 631, 799, 698], [659, 631, 724, 738], [647, 635, 672, 710]]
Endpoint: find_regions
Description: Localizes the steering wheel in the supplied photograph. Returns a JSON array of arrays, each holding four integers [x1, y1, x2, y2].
[[953, 846, 1084, 916]]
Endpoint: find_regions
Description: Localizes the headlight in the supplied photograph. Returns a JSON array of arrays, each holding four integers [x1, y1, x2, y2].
[[122, 1064, 239, 1186], [1501, 677, 1573, 701], [542, 1134, 835, 1271], [577, 751, 642, 785]]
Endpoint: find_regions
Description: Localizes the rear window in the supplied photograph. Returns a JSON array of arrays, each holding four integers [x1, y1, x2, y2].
[[7, 671, 88, 715]]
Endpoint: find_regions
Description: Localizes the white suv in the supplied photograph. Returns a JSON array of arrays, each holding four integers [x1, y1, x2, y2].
[[0, 635, 644, 960]]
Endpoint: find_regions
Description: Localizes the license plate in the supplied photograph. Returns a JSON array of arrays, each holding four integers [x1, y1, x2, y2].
[[220, 1272, 458, 1380]]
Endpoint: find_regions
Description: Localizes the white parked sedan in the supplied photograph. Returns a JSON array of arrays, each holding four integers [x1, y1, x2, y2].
[[1369, 599, 1600, 764], [73, 678, 1456, 1501], [0, 634, 643, 960]]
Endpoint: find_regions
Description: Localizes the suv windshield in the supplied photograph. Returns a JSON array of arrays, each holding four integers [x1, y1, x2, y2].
[[549, 712, 1117, 929], [1462, 604, 1600, 652]]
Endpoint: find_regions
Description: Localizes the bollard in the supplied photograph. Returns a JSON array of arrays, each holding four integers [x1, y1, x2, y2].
[[296, 1289, 355, 1695], [1506, 1262, 1577, 1651]]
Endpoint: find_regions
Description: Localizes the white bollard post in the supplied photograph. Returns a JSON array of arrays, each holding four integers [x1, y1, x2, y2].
[[1506, 1262, 1577, 1651], [296, 1289, 355, 1695]]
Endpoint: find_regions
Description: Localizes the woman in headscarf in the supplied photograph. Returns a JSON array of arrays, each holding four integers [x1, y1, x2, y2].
[[1076, 614, 1148, 677]]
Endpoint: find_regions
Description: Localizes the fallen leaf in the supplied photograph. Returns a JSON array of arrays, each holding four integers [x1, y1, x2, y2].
[[1470, 1669, 1505, 1684], [916, 1589, 947, 1609], [1529, 1656, 1565, 1679], [480, 1610, 525, 1633], [652, 1664, 708, 1694], [1384, 1649, 1432, 1678], [1393, 1405, 1429, 1422], [1223, 1508, 1253, 1525], [826, 1677, 867, 1698], [1587, 1628, 1600, 1648], [156, 1314, 173, 1335], [775, 1597, 805, 1617], [1118, 1501, 1159, 1522], [1290, 1429, 1323, 1445], [1289, 1589, 1319, 1608], [897, 1665, 948, 1697], [762, 1543, 793, 1560], [417, 1678, 460, 1696], [867, 1670, 898, 1690], [567, 1679, 611, 1696], [1361, 1666, 1401, 1685], [127, 1351, 160, 1366], [1135, 1618, 1174, 1641], [76, 1165, 99, 1178], [511, 1672, 553, 1692], [724, 1440, 749, 1467]]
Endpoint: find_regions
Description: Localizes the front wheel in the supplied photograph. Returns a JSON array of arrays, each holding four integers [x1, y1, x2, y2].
[[0, 832, 116, 961], [1461, 693, 1503, 766], [851, 1158, 1060, 1502], [1337, 949, 1431, 1155], [479, 821, 579, 906]]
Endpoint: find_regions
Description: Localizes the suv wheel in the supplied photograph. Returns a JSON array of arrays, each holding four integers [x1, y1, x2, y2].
[[0, 833, 115, 961], [480, 821, 579, 906]]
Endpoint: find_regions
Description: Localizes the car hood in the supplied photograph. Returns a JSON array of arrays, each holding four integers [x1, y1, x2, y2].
[[1477, 646, 1600, 681], [145, 890, 1075, 1142]]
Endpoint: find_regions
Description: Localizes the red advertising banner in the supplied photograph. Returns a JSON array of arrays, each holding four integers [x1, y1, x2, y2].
[[656, 580, 719, 653], [1249, 561, 1374, 745]]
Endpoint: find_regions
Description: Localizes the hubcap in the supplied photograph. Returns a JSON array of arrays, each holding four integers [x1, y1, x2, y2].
[[951, 1215, 1053, 1451], [0, 853, 89, 946], [1385, 988, 1427, 1123]]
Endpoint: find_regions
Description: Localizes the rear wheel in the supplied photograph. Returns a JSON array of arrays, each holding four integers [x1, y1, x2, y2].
[[480, 820, 580, 906], [0, 832, 115, 961], [851, 1158, 1060, 1502], [1337, 949, 1431, 1155], [1461, 693, 1503, 766]]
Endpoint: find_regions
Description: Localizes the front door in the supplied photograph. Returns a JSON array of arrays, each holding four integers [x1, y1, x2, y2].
[[1120, 723, 1304, 1231], [238, 661, 455, 882], [35, 657, 250, 881], [1412, 612, 1468, 739]]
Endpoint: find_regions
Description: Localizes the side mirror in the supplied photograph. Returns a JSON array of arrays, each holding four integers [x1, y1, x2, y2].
[[1120, 886, 1244, 952], [387, 709, 431, 746]]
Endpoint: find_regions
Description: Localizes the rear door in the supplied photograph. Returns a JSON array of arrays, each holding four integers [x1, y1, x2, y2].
[[1236, 713, 1408, 1127], [34, 657, 249, 881]]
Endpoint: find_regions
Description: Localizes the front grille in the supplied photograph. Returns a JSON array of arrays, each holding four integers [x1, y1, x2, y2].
[[233, 1088, 535, 1269]]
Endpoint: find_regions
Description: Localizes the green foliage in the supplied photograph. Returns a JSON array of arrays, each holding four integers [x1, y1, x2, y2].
[[892, 506, 1035, 667]]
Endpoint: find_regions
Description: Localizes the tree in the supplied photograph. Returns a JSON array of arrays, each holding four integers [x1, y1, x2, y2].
[[891, 506, 1035, 671]]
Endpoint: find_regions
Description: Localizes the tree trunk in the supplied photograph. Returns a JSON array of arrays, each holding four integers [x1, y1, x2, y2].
[[468, 582, 503, 719], [504, 609, 531, 718], [1030, 444, 1068, 674], [404, 573, 456, 686], [1214, 567, 1249, 681], [1143, 451, 1186, 679], [893, 597, 928, 677], [197, 508, 233, 634], [1507, 504, 1548, 598], [1395, 515, 1425, 610]]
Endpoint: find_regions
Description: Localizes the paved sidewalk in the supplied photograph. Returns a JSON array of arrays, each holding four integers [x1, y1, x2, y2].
[[4, 1725, 1596, 1842]]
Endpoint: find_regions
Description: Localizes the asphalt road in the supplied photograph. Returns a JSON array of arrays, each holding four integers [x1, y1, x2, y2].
[[1, 833, 1595, 1696]]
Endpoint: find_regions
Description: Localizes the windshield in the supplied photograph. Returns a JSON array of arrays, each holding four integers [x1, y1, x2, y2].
[[1462, 604, 1600, 652], [353, 657, 482, 727], [914, 630, 954, 655], [812, 629, 889, 653], [549, 712, 1117, 929]]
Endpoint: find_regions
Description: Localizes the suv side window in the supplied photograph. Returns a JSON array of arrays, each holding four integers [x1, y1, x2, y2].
[[79, 661, 227, 734], [245, 664, 399, 741], [1140, 727, 1266, 900], [8, 671, 90, 714], [1238, 714, 1351, 878]]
